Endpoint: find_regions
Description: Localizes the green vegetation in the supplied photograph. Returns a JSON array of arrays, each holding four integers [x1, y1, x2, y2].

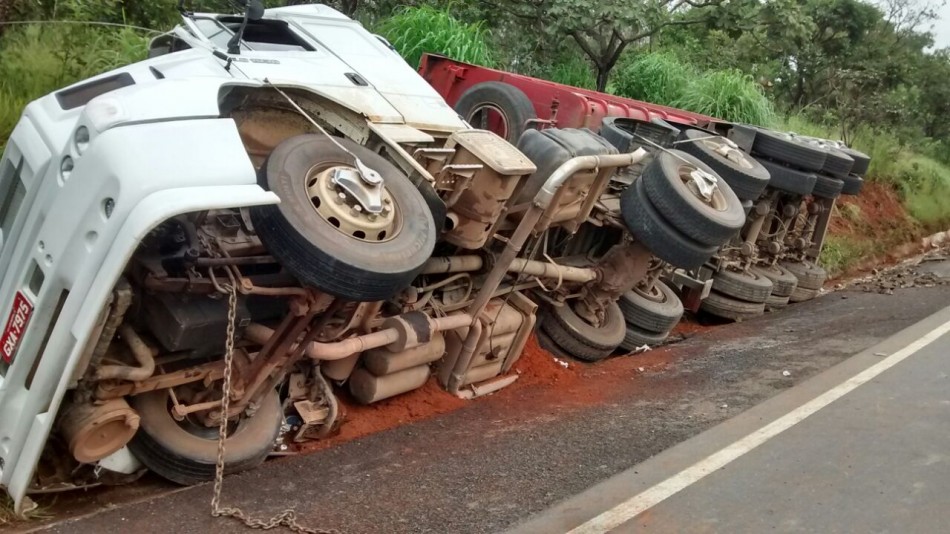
[[612, 53, 691, 107], [672, 69, 774, 126], [542, 56, 596, 90], [376, 6, 494, 70], [593, 52, 776, 125], [819, 235, 877, 277]]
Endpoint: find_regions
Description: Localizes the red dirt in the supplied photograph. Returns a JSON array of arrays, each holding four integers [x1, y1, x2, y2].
[[511, 334, 580, 387], [299, 335, 584, 451], [300, 378, 467, 452], [828, 181, 913, 238], [829, 182, 918, 240], [825, 181, 925, 282]]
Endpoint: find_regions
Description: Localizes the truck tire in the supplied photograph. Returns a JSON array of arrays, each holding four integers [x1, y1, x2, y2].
[[619, 323, 670, 352], [841, 174, 864, 196], [700, 291, 766, 321], [750, 128, 827, 172], [678, 129, 771, 201], [757, 159, 817, 196], [250, 135, 437, 302], [781, 260, 827, 290], [540, 301, 626, 362], [812, 173, 844, 199], [128, 388, 282, 486], [455, 81, 537, 144], [621, 179, 719, 270], [711, 268, 774, 303], [640, 150, 746, 247], [535, 328, 573, 360], [765, 292, 791, 310], [837, 146, 871, 176], [619, 281, 684, 334], [789, 286, 820, 302], [817, 147, 854, 179], [752, 264, 798, 297]]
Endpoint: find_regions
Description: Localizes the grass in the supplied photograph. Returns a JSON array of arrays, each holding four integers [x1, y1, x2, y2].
[[612, 53, 773, 126], [0, 494, 52, 526], [0, 24, 148, 151], [673, 69, 774, 126], [820, 235, 878, 276], [375, 6, 494, 69], [612, 52, 692, 106]]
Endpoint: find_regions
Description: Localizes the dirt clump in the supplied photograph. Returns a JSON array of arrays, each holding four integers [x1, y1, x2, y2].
[[511, 333, 580, 387]]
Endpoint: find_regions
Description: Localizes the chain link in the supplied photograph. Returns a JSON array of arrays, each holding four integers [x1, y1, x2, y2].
[[211, 283, 338, 534]]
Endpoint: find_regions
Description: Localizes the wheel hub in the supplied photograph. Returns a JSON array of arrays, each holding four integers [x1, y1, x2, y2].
[[331, 167, 384, 213], [705, 138, 755, 170], [307, 165, 400, 242], [633, 280, 668, 303], [679, 165, 726, 210]]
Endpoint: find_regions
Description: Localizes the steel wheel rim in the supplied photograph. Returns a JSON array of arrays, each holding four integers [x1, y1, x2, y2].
[[305, 163, 401, 243], [678, 164, 729, 212], [468, 104, 510, 139]]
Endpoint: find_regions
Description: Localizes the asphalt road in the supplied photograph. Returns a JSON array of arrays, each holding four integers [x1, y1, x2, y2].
[[514, 297, 950, 533], [15, 258, 950, 534]]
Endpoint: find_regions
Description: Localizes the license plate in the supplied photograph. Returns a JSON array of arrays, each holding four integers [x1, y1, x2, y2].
[[1, 291, 33, 364]]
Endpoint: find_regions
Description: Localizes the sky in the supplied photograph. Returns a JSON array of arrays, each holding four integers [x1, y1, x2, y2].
[[934, 2, 950, 49]]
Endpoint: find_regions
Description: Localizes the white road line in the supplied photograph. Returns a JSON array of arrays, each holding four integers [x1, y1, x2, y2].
[[567, 317, 950, 534]]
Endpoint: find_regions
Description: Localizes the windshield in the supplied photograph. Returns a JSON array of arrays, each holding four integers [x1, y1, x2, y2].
[[193, 16, 312, 53]]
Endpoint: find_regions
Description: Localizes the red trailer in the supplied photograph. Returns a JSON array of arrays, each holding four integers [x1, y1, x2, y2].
[[419, 54, 715, 143]]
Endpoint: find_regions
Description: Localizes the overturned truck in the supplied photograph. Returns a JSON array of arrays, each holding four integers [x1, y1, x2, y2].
[[0, 4, 744, 512]]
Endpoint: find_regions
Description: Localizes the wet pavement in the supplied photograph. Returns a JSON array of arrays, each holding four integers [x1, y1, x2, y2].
[[515, 296, 950, 533]]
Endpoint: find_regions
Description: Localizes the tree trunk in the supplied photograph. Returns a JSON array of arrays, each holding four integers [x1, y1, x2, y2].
[[596, 67, 610, 92]]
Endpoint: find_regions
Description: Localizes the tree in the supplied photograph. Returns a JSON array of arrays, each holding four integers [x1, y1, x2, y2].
[[482, 0, 724, 91]]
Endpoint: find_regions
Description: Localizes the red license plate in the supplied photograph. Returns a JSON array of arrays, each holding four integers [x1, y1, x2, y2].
[[1, 291, 33, 364]]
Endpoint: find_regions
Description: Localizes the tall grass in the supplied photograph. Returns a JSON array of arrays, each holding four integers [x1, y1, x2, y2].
[[376, 6, 493, 69], [674, 69, 774, 126], [542, 57, 596, 90], [0, 24, 148, 150], [612, 53, 773, 125], [612, 52, 692, 106]]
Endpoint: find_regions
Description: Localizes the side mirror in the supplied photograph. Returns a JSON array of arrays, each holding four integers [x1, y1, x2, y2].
[[247, 0, 265, 21]]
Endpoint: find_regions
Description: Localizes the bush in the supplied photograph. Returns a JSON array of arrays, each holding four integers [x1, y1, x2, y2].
[[674, 69, 774, 126], [376, 6, 493, 69], [612, 52, 691, 106]]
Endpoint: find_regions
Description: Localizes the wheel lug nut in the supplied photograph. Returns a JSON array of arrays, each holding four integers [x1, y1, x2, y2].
[[335, 192, 346, 204], [351, 205, 362, 216], [383, 198, 392, 205]]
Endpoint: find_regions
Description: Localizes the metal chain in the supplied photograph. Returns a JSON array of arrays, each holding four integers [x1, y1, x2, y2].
[[211, 284, 338, 534]]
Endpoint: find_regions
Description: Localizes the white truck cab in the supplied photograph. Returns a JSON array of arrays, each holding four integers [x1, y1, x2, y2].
[[0, 3, 469, 513]]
